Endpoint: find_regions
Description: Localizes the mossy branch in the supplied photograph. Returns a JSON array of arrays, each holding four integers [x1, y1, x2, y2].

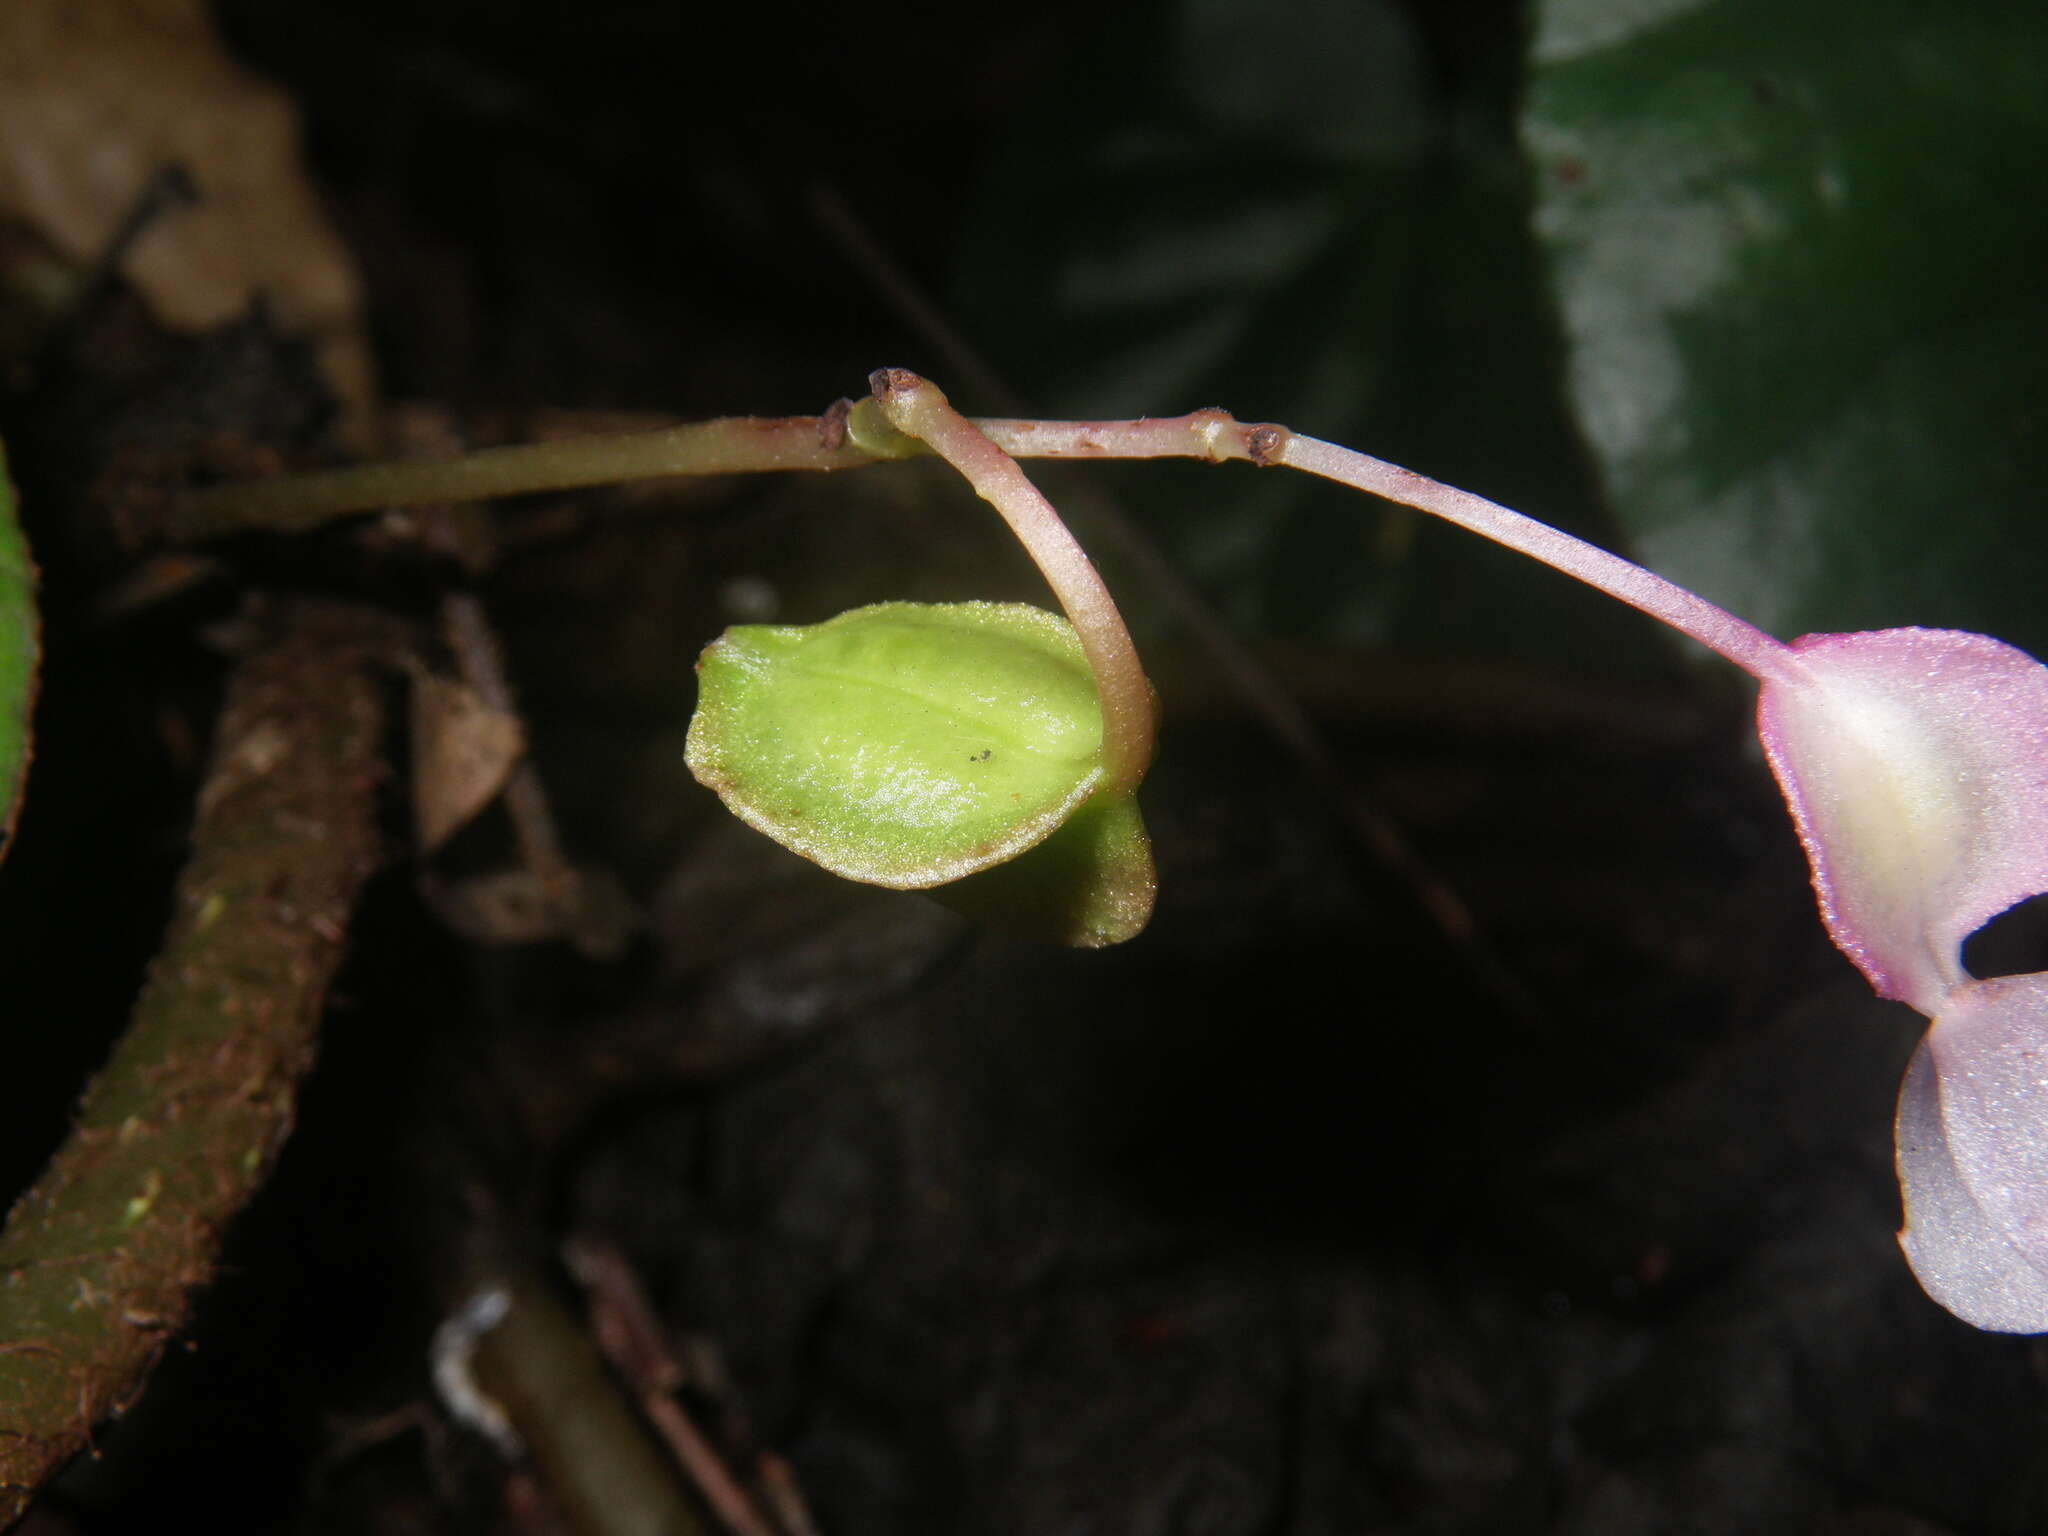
[[0, 603, 391, 1524]]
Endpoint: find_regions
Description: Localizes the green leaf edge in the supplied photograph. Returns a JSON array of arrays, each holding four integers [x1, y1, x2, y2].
[[685, 601, 1108, 891], [0, 436, 36, 857]]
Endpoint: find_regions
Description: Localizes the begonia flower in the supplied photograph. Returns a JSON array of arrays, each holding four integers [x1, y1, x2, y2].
[[1759, 629, 2048, 1329], [1280, 433, 2048, 1331]]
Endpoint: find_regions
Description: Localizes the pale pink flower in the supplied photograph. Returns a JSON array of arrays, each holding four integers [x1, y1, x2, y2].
[[1280, 433, 2048, 1330]]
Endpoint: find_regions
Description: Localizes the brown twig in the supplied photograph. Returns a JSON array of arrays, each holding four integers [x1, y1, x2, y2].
[[753, 1453, 822, 1536], [425, 593, 636, 959], [566, 1239, 786, 1536], [0, 601, 394, 1524]]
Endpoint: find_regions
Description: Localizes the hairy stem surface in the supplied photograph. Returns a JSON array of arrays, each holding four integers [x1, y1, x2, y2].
[[0, 604, 390, 1521]]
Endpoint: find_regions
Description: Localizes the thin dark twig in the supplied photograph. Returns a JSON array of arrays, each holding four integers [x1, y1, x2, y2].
[[754, 1454, 823, 1536], [566, 1239, 790, 1536]]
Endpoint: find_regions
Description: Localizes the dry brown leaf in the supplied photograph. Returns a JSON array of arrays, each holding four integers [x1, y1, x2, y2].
[[0, 0, 375, 438], [422, 865, 636, 961], [411, 671, 525, 853]]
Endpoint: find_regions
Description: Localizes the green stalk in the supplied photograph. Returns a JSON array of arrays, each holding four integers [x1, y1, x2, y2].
[[174, 415, 876, 539], [162, 401, 1275, 544]]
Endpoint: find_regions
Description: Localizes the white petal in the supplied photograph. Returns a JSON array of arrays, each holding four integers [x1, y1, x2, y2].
[[1897, 978, 2048, 1332]]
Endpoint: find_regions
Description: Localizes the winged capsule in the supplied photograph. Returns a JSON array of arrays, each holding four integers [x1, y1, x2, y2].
[[686, 600, 1154, 947]]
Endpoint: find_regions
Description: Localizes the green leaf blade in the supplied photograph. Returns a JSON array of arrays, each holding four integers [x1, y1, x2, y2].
[[0, 438, 35, 858], [686, 602, 1107, 889]]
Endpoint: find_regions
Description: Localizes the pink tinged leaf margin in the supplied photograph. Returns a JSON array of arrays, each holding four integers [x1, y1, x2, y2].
[[1897, 976, 2048, 1332], [1755, 629, 2048, 1019]]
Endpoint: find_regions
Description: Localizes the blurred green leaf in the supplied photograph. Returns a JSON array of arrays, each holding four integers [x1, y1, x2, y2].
[[1526, 0, 2048, 651], [0, 438, 33, 859]]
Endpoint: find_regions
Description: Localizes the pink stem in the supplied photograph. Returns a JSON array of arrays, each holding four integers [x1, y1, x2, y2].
[[870, 371, 1157, 793], [976, 414, 1801, 684], [975, 411, 1255, 463], [1277, 435, 1802, 684]]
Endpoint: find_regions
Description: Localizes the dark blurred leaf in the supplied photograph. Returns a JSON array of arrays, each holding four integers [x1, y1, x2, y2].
[[955, 0, 1429, 422], [951, 0, 1662, 670], [0, 440, 32, 859], [1526, 0, 2048, 652], [950, 0, 1429, 643]]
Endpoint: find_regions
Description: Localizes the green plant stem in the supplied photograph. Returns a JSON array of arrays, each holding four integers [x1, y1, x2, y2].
[[172, 384, 1801, 685], [166, 403, 1274, 542], [0, 602, 392, 1523], [174, 415, 878, 539], [868, 369, 1158, 794], [461, 1272, 709, 1536]]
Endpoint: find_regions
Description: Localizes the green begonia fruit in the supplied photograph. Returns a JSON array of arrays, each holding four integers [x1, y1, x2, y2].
[[686, 601, 1154, 945]]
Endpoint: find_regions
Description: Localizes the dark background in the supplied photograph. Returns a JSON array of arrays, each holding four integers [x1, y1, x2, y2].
[[2, 1, 2045, 1531]]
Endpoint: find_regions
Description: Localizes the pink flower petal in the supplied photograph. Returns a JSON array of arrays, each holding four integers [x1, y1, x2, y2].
[[1756, 629, 2048, 1016], [1897, 976, 2048, 1332]]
